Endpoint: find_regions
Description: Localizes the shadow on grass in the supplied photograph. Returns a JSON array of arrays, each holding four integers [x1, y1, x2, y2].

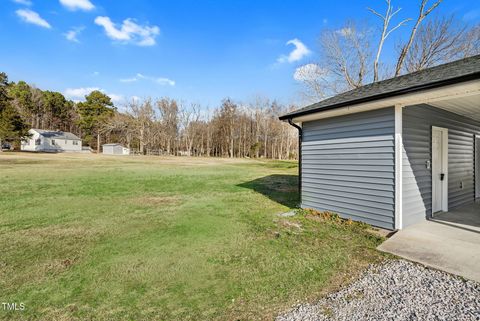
[[238, 174, 299, 208]]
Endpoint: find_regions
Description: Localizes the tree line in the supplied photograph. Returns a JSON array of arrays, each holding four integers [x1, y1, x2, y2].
[[0, 73, 299, 159]]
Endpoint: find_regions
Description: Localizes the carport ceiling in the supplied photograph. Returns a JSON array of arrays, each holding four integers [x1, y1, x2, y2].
[[430, 94, 480, 122]]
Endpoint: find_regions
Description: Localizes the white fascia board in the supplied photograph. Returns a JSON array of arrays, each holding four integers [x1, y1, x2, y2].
[[290, 80, 480, 123]]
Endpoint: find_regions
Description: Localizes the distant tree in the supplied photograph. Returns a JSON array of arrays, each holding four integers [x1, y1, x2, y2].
[[9, 81, 35, 126], [127, 99, 156, 155], [368, 0, 411, 82], [395, 0, 443, 76], [77, 90, 115, 152], [213, 99, 237, 157], [0, 73, 10, 112], [156, 98, 179, 155], [404, 15, 480, 73], [42, 91, 75, 131], [294, 0, 478, 102], [0, 73, 29, 150], [180, 103, 201, 156], [101, 112, 135, 149], [30, 86, 45, 129]]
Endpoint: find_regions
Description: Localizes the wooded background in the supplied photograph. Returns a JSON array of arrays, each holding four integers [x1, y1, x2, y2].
[[1, 0, 478, 159], [0, 81, 299, 159]]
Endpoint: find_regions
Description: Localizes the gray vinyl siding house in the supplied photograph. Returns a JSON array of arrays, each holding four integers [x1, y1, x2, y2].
[[302, 108, 396, 228], [402, 105, 480, 227], [281, 55, 480, 230]]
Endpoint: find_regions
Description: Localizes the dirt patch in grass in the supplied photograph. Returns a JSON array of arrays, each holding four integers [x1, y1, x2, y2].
[[40, 257, 78, 275]]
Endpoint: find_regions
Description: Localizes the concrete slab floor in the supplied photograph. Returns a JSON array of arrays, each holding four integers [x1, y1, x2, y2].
[[432, 200, 480, 233], [378, 201, 480, 282]]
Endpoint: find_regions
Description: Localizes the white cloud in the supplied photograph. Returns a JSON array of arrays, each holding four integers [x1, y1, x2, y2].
[[12, 0, 32, 6], [92, 71, 99, 76], [59, 0, 95, 11], [108, 93, 124, 103], [294, 64, 328, 82], [336, 27, 353, 37], [119, 76, 138, 83], [94, 16, 160, 46], [16, 9, 51, 29], [64, 87, 100, 99], [277, 38, 311, 64], [156, 78, 175, 86], [120, 73, 175, 86], [64, 87, 123, 104], [64, 26, 84, 43]]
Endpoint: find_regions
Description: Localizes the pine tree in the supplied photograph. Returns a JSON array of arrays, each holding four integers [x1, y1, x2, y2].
[[0, 72, 29, 150], [77, 90, 115, 152]]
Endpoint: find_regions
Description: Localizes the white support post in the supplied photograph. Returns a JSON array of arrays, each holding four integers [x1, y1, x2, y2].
[[394, 105, 403, 230]]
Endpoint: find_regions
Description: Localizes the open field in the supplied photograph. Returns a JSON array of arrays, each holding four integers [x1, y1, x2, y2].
[[0, 153, 384, 320]]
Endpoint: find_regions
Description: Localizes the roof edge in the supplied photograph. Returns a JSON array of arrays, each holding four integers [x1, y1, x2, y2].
[[279, 71, 480, 121]]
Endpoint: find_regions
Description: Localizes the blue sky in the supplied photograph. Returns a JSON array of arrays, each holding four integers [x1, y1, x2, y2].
[[1, 0, 479, 108]]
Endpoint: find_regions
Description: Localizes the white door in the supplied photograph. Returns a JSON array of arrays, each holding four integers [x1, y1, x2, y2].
[[476, 136, 480, 199], [432, 127, 448, 214]]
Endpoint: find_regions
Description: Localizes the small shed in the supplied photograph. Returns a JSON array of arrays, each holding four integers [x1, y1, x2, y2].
[[102, 144, 130, 155]]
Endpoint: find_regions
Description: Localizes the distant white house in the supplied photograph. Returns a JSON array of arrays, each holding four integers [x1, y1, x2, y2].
[[21, 129, 82, 152], [102, 143, 130, 155]]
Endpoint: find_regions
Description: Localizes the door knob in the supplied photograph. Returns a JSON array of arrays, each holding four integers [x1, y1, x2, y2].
[[440, 173, 445, 181]]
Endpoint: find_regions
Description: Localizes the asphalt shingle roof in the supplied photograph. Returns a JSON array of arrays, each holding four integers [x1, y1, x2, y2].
[[280, 55, 480, 120], [33, 129, 81, 140]]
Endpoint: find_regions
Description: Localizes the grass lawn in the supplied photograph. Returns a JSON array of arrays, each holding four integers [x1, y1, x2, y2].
[[0, 153, 385, 320]]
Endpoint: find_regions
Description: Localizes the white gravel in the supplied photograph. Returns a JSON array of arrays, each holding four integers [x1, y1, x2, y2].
[[276, 260, 480, 321]]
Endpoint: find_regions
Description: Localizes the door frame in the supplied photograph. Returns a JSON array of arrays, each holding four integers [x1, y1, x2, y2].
[[432, 126, 449, 214], [476, 135, 480, 200]]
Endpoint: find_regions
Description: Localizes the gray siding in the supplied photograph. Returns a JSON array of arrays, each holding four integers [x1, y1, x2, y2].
[[301, 107, 395, 229], [476, 137, 480, 199], [402, 104, 480, 227]]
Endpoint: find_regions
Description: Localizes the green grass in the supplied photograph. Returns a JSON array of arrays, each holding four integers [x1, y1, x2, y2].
[[0, 153, 384, 320]]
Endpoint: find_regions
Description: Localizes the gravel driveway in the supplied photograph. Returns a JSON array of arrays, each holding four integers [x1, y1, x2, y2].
[[276, 260, 480, 321]]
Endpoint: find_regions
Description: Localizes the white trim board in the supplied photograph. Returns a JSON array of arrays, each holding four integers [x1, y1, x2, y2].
[[394, 105, 403, 229], [290, 80, 480, 124], [431, 126, 449, 214]]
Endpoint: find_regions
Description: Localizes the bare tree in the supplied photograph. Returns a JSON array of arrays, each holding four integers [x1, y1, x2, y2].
[[368, 0, 411, 82], [128, 99, 155, 155], [320, 21, 373, 91], [403, 15, 474, 72], [294, 63, 330, 103], [461, 25, 480, 58], [156, 98, 179, 155], [395, 0, 443, 76], [180, 103, 201, 156], [295, 0, 461, 102], [295, 22, 373, 102], [101, 112, 135, 148]]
